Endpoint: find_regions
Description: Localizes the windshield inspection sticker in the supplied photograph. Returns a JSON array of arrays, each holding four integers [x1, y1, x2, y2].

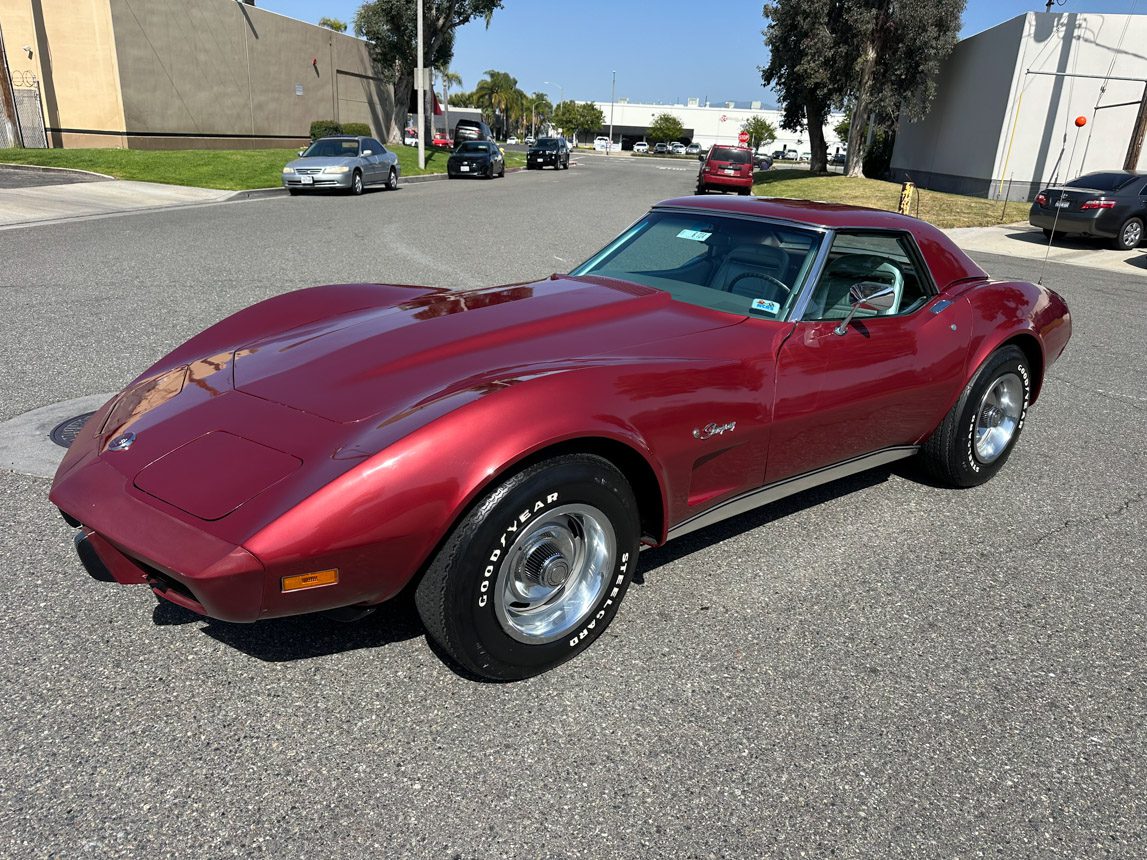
[[751, 298, 780, 315], [676, 229, 712, 242]]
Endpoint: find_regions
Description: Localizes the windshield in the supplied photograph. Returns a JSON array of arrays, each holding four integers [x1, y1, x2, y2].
[[458, 142, 491, 154], [570, 211, 823, 320], [302, 139, 360, 158], [534, 139, 559, 150], [709, 147, 751, 164], [1065, 172, 1137, 192]]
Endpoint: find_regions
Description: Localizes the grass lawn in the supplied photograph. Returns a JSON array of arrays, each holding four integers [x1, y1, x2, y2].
[[752, 169, 1029, 229], [0, 146, 527, 190]]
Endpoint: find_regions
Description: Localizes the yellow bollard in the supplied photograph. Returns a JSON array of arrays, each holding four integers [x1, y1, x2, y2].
[[898, 181, 916, 215]]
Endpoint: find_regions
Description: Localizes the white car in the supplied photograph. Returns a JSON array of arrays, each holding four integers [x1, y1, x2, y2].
[[670, 142, 686, 155], [633, 141, 649, 154], [507, 136, 519, 145], [594, 136, 611, 151], [525, 136, 536, 146]]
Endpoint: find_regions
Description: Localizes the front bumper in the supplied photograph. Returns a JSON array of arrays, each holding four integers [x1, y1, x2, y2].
[[283, 171, 353, 191], [448, 161, 491, 177], [528, 153, 561, 167]]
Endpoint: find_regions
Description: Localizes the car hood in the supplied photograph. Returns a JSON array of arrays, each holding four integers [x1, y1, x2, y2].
[[231, 275, 736, 423], [286, 156, 358, 169]]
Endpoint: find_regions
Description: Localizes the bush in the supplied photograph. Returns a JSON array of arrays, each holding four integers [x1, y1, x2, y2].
[[310, 120, 342, 140], [341, 122, 371, 137]]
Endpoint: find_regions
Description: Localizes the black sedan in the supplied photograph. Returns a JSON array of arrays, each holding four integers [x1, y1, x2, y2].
[[1029, 170, 1147, 250], [447, 141, 505, 179], [526, 137, 570, 170]]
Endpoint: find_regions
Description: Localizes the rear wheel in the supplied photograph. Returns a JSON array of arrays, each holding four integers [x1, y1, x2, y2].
[[920, 345, 1031, 488], [287, 189, 300, 197], [1114, 216, 1143, 250], [696, 184, 706, 194], [415, 454, 640, 680]]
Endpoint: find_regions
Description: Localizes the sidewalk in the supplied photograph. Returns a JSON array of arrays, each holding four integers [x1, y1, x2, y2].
[[946, 222, 1147, 275]]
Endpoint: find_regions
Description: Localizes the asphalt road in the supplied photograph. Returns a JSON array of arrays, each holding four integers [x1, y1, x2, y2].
[[1, 154, 1143, 858]]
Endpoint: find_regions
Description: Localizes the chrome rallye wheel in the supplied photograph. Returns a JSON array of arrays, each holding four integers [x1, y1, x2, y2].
[[921, 345, 1031, 487], [416, 454, 640, 680]]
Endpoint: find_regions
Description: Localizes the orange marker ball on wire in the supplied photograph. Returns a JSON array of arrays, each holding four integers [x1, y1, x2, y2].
[[1075, 116, 1088, 127]]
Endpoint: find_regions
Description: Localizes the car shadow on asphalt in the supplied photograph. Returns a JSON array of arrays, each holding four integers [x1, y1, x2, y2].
[[155, 592, 426, 663]]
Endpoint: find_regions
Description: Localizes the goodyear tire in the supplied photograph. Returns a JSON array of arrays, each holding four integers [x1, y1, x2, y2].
[[415, 454, 640, 680], [921, 345, 1031, 488]]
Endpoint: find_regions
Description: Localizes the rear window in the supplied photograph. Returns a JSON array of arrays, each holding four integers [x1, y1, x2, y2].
[[709, 147, 751, 164], [1066, 172, 1138, 192]]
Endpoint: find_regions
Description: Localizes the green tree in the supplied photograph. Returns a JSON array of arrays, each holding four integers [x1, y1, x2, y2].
[[741, 116, 777, 150], [551, 101, 604, 144], [474, 69, 527, 138], [318, 17, 348, 32], [833, 115, 850, 144], [353, 0, 502, 143], [528, 92, 553, 137], [761, 0, 964, 177], [649, 113, 684, 144], [438, 69, 462, 138]]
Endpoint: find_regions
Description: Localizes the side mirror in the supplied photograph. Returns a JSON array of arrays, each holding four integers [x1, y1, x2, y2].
[[298, 149, 306, 156], [833, 282, 896, 335], [697, 154, 704, 162], [362, 149, 373, 156]]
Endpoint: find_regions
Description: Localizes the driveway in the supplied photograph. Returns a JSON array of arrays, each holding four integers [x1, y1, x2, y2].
[[0, 168, 237, 228], [947, 222, 1147, 274]]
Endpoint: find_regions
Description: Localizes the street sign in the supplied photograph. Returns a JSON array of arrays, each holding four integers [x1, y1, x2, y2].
[[738, 131, 749, 144]]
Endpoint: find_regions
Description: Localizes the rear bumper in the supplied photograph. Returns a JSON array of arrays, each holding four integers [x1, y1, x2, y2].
[[1028, 208, 1118, 238], [700, 172, 753, 191]]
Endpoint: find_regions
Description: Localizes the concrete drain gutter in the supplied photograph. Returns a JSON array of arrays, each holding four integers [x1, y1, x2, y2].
[[0, 394, 113, 479]]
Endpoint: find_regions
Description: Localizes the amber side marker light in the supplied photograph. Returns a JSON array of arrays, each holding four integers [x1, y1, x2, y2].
[[281, 569, 339, 593]]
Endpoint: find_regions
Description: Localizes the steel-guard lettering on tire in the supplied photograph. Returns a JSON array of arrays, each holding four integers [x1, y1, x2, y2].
[[570, 551, 629, 648]]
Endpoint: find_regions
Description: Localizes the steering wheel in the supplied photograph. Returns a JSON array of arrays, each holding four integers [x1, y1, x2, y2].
[[726, 270, 790, 299]]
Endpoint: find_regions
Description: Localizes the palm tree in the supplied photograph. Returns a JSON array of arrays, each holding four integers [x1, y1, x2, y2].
[[528, 92, 553, 138], [474, 70, 525, 139], [439, 70, 462, 139]]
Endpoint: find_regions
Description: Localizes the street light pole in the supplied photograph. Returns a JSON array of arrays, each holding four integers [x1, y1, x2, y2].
[[416, 0, 425, 170], [608, 70, 615, 156]]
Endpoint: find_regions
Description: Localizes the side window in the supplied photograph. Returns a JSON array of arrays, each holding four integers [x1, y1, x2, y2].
[[370, 139, 386, 155], [801, 232, 932, 321]]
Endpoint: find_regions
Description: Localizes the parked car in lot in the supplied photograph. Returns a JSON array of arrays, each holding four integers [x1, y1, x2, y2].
[[653, 142, 669, 155], [633, 141, 649, 154], [506, 136, 519, 145], [403, 127, 418, 146], [830, 152, 846, 165], [282, 136, 399, 196], [50, 196, 1071, 680], [431, 131, 453, 150], [447, 140, 505, 179], [526, 136, 571, 170], [525, 136, 536, 146], [685, 143, 702, 155], [696, 144, 755, 195], [1029, 170, 1147, 250], [754, 154, 774, 171], [670, 142, 687, 155], [453, 118, 494, 148]]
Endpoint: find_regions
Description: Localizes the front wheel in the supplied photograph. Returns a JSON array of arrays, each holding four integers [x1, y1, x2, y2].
[[385, 168, 398, 190], [1113, 216, 1143, 250], [415, 454, 640, 680], [349, 170, 364, 195], [920, 345, 1031, 488]]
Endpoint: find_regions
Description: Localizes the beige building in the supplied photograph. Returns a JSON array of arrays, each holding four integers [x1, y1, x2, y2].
[[0, 0, 393, 149]]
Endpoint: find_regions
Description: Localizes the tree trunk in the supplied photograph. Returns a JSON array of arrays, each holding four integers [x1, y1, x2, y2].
[[387, 72, 412, 144], [805, 98, 829, 174], [846, 31, 880, 177]]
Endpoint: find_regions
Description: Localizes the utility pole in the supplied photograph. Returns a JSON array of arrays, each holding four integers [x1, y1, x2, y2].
[[0, 18, 24, 148], [1125, 81, 1147, 170], [416, 0, 425, 170]]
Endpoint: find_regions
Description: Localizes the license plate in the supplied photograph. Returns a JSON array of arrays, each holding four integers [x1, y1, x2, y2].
[[724, 168, 735, 175], [460, 165, 469, 172], [300, 175, 313, 185], [1055, 200, 1070, 208]]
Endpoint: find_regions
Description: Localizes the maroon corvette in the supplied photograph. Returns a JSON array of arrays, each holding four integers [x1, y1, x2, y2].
[[51, 197, 1071, 679]]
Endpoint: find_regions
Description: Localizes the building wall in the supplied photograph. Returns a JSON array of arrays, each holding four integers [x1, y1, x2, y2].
[[0, 0, 128, 147], [893, 12, 1147, 200], [573, 100, 846, 153], [1, 0, 393, 149]]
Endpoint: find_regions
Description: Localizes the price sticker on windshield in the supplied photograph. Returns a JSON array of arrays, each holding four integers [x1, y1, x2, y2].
[[677, 229, 712, 242]]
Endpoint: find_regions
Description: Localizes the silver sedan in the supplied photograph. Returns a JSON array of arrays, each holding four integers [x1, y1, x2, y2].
[[282, 136, 400, 196]]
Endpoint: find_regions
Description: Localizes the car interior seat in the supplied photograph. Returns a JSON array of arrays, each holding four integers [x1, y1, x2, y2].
[[708, 245, 790, 303], [804, 254, 904, 320]]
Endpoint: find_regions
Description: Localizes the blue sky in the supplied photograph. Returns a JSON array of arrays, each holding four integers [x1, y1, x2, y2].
[[256, 0, 1139, 105]]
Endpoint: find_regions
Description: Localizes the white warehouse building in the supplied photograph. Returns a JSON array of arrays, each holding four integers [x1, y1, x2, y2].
[[570, 98, 846, 154], [892, 11, 1147, 200]]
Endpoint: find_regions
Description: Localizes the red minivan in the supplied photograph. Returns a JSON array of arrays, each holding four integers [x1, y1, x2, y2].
[[696, 145, 755, 195]]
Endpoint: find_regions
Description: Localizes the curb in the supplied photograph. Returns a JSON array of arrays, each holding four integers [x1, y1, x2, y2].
[[0, 162, 115, 180]]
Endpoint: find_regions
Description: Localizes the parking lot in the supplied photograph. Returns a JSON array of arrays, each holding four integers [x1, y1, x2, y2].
[[1, 154, 1144, 858]]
